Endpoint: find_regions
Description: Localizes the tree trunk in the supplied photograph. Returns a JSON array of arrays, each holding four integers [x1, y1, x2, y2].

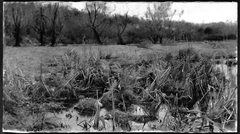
[[153, 36, 159, 44], [13, 27, 21, 47], [159, 36, 163, 44], [93, 28, 102, 45], [148, 36, 158, 44], [51, 38, 56, 47], [14, 36, 21, 47], [82, 34, 87, 44], [117, 34, 126, 45], [50, 28, 56, 47], [40, 32, 45, 46]]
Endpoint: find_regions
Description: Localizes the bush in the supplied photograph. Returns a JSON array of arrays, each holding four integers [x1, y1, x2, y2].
[[125, 28, 145, 44], [58, 36, 73, 45], [162, 38, 176, 46], [21, 36, 39, 46], [4, 36, 14, 46], [102, 37, 117, 45], [134, 42, 150, 49], [177, 48, 196, 60], [227, 34, 237, 40], [204, 34, 224, 41]]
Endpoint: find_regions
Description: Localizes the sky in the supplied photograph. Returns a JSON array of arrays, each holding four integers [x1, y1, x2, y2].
[[70, 2, 237, 24]]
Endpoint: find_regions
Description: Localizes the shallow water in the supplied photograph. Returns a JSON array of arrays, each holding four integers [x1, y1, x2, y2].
[[215, 63, 237, 86], [214, 63, 237, 132], [43, 104, 170, 132], [44, 108, 114, 132], [36, 62, 238, 132], [44, 109, 87, 131]]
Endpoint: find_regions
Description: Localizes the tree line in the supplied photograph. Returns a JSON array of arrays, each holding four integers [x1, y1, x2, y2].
[[4, 2, 238, 47]]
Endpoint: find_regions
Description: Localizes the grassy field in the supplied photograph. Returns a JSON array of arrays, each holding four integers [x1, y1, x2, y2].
[[3, 40, 237, 132], [3, 40, 237, 75]]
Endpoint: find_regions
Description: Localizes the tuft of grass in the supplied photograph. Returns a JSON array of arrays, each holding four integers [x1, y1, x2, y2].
[[134, 43, 150, 49], [3, 44, 237, 132]]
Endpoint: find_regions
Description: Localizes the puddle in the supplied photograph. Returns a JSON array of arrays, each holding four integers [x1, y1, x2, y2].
[[45, 109, 87, 131], [131, 105, 147, 116], [43, 104, 172, 132], [215, 63, 237, 86], [44, 107, 112, 132]]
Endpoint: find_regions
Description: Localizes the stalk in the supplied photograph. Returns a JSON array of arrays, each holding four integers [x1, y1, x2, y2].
[[93, 90, 100, 130], [111, 80, 116, 131]]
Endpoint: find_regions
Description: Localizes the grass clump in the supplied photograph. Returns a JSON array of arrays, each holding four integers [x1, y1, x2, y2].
[[159, 48, 237, 132], [3, 46, 237, 132]]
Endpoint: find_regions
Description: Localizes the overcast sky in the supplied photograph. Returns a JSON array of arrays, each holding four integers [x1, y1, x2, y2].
[[70, 2, 237, 24]]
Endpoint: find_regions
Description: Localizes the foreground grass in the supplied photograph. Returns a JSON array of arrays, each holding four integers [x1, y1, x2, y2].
[[3, 41, 237, 132]]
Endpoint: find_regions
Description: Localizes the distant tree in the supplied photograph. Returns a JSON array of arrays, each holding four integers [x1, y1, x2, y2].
[[182, 22, 195, 41], [85, 2, 110, 44], [222, 21, 237, 40], [204, 27, 213, 35], [47, 3, 64, 47], [144, 2, 175, 44], [4, 2, 37, 46], [59, 6, 89, 44], [113, 13, 131, 45], [7, 3, 28, 47], [31, 6, 49, 46], [4, 9, 12, 37], [101, 17, 116, 44], [125, 23, 146, 44], [165, 10, 183, 41], [193, 26, 204, 41]]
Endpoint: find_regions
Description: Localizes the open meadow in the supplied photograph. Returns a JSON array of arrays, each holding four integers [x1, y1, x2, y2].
[[3, 40, 237, 76], [3, 40, 237, 132]]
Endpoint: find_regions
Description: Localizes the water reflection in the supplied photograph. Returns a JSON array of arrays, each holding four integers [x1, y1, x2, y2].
[[215, 61, 237, 86]]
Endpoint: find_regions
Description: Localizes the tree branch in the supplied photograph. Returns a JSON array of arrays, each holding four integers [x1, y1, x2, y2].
[[86, 3, 93, 27], [95, 18, 106, 28], [99, 21, 109, 36], [92, 3, 99, 26]]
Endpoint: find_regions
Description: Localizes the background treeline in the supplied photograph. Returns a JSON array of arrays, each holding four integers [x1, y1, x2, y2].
[[4, 2, 238, 47]]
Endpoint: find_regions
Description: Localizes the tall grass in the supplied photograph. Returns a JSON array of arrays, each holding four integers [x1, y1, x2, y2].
[[3, 46, 237, 132], [3, 63, 66, 131]]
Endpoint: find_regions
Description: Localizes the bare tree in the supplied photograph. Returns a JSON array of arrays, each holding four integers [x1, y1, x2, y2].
[[85, 2, 110, 45], [31, 6, 49, 46], [165, 9, 184, 41], [48, 3, 64, 47], [144, 2, 175, 44], [114, 12, 131, 45], [4, 3, 36, 47], [11, 5, 25, 47]]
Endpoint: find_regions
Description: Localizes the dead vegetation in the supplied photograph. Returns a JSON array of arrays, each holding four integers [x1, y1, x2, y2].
[[3, 46, 237, 132]]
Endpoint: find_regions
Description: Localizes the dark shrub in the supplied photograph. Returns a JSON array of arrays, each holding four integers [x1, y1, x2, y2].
[[59, 36, 72, 45], [125, 28, 145, 44], [204, 34, 224, 41], [4, 36, 14, 46], [227, 34, 237, 40]]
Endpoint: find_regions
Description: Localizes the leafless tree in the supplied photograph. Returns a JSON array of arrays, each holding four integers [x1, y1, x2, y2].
[[85, 2, 110, 44], [48, 3, 64, 47], [4, 2, 35, 47], [114, 12, 131, 45], [144, 2, 176, 44], [31, 6, 49, 46], [11, 6, 25, 47]]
